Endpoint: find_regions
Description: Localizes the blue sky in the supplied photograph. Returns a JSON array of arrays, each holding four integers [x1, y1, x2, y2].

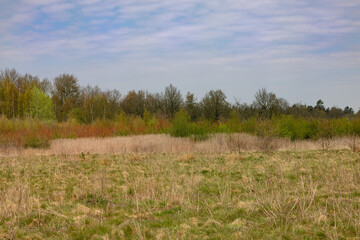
[[0, 0, 359, 109]]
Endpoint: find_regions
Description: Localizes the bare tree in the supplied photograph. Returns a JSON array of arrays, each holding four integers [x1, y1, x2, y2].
[[52, 74, 80, 121], [201, 90, 230, 121], [164, 84, 183, 118], [252, 88, 287, 118]]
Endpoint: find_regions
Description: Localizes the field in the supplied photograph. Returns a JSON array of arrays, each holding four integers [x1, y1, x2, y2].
[[0, 134, 359, 239], [0, 133, 355, 157]]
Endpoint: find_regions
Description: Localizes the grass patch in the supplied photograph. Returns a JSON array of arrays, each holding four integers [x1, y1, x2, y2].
[[0, 150, 359, 239]]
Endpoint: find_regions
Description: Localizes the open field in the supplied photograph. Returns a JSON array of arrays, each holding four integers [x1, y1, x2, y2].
[[0, 148, 359, 239]]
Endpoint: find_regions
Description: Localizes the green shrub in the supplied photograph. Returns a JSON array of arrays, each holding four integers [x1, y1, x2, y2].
[[275, 115, 309, 140], [189, 122, 209, 141], [29, 86, 56, 120], [332, 118, 350, 136], [69, 107, 86, 123], [171, 110, 211, 140], [349, 118, 360, 136], [316, 119, 337, 139], [171, 109, 192, 137], [24, 136, 50, 149], [242, 116, 256, 134], [218, 122, 231, 133], [0, 115, 12, 132], [305, 120, 319, 139], [226, 110, 242, 132]]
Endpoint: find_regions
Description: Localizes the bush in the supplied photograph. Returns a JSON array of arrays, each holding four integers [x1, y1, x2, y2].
[[315, 119, 338, 151], [350, 118, 360, 136], [276, 115, 308, 140], [226, 134, 248, 154], [347, 118, 360, 152], [226, 110, 242, 132], [0, 137, 12, 153], [171, 110, 211, 140], [347, 135, 359, 152], [332, 118, 350, 136], [305, 120, 319, 139], [242, 116, 256, 134], [189, 122, 210, 141], [171, 109, 192, 137], [255, 119, 279, 152], [29, 86, 56, 120], [0, 115, 12, 132], [190, 122, 211, 141], [24, 136, 50, 149]]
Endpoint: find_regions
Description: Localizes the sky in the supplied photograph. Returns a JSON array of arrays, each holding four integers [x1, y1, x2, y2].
[[0, 0, 359, 109]]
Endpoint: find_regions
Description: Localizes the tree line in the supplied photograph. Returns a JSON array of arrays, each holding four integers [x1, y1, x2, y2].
[[0, 68, 358, 123]]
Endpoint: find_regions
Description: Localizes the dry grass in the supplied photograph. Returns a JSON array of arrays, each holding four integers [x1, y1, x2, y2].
[[0, 150, 359, 239], [0, 133, 354, 157], [225, 134, 250, 154], [347, 135, 360, 152]]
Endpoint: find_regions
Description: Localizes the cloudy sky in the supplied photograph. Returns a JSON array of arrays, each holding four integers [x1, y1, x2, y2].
[[0, 0, 359, 109]]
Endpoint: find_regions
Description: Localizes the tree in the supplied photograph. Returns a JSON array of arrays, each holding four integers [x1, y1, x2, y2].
[[164, 84, 183, 118], [39, 78, 53, 96], [233, 99, 256, 120], [0, 69, 43, 118], [328, 107, 344, 119], [311, 99, 327, 118], [202, 90, 229, 121], [185, 92, 200, 121], [103, 89, 121, 119], [121, 90, 145, 117], [144, 92, 164, 116], [1, 77, 17, 118], [286, 103, 311, 118], [29, 86, 55, 120], [343, 106, 354, 115], [52, 74, 80, 121], [74, 86, 122, 123], [0, 69, 20, 118], [315, 99, 325, 111], [252, 88, 287, 119], [78, 85, 103, 123]]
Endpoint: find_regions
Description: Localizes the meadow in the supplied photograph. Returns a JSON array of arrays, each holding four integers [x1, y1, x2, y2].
[[0, 134, 359, 239]]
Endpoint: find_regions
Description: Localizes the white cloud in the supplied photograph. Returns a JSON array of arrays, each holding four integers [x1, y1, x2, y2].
[[41, 2, 73, 12], [0, 0, 360, 108]]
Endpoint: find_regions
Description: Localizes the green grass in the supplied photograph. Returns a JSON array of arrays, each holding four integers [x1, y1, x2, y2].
[[0, 150, 359, 239]]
